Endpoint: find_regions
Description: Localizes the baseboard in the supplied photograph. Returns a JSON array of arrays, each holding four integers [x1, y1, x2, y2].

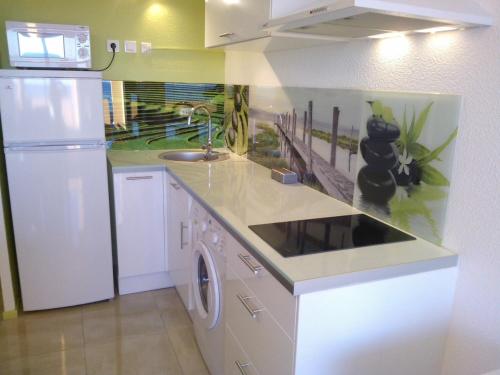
[[118, 271, 174, 295], [2, 309, 18, 320]]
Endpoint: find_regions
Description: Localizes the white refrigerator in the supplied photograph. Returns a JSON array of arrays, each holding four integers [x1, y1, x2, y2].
[[0, 69, 114, 311]]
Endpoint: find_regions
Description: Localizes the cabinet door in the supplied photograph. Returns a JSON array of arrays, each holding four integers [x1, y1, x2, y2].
[[205, 0, 270, 47], [166, 177, 191, 308], [271, 0, 329, 19], [114, 171, 165, 278]]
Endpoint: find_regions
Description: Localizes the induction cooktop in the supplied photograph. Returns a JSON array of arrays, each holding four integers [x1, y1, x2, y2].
[[249, 214, 415, 258]]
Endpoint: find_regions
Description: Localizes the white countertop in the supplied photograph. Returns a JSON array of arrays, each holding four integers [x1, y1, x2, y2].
[[107, 149, 457, 295]]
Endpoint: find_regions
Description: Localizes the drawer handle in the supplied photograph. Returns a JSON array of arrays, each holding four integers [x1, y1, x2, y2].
[[238, 254, 263, 275], [170, 182, 180, 190], [235, 360, 250, 375], [180, 222, 188, 249], [126, 175, 153, 180], [237, 294, 263, 319], [219, 32, 235, 38]]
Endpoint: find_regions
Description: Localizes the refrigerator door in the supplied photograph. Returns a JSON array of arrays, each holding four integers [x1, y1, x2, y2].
[[0, 76, 105, 146], [5, 145, 114, 310]]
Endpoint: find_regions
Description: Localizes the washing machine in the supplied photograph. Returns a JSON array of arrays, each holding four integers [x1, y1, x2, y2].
[[191, 202, 226, 375]]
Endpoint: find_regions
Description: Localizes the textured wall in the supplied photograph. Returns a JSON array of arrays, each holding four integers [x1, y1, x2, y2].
[[0, 0, 225, 82], [225, 1, 500, 374]]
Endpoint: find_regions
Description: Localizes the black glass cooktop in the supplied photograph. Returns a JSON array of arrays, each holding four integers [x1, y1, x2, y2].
[[249, 214, 415, 258]]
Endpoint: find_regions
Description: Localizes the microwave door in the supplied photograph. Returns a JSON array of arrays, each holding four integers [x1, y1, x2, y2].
[[17, 32, 66, 59]]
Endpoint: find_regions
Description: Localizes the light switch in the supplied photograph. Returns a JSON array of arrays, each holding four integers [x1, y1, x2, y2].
[[124, 40, 137, 53], [141, 42, 152, 54]]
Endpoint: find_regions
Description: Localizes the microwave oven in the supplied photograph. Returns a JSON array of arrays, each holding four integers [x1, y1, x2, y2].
[[6, 21, 92, 69]]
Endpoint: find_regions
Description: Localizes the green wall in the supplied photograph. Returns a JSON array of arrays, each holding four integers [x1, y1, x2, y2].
[[0, 0, 225, 82], [0, 0, 224, 313]]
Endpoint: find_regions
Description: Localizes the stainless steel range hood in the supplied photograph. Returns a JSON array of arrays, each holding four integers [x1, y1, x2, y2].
[[264, 0, 493, 40]]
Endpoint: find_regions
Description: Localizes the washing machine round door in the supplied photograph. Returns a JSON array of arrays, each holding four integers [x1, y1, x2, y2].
[[192, 241, 220, 330]]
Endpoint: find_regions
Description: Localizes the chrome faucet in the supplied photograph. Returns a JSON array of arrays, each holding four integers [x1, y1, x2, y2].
[[188, 104, 215, 159]]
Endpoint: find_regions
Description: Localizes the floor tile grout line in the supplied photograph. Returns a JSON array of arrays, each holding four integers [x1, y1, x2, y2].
[[164, 325, 188, 375], [80, 308, 89, 375]]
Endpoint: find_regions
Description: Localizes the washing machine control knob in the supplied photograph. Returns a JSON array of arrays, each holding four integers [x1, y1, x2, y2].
[[201, 221, 208, 232]]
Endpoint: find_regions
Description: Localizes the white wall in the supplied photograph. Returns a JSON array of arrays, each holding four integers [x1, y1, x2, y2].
[[225, 1, 500, 374]]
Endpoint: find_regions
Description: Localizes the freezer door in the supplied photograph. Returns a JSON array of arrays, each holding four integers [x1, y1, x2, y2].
[[5, 146, 114, 310], [0, 76, 105, 145]]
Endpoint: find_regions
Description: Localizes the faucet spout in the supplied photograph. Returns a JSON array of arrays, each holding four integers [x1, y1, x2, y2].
[[187, 104, 213, 158]]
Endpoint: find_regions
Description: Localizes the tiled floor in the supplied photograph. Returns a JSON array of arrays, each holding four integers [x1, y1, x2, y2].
[[0, 288, 210, 375]]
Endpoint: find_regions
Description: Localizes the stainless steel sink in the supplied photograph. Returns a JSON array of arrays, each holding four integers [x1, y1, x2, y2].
[[158, 150, 230, 162]]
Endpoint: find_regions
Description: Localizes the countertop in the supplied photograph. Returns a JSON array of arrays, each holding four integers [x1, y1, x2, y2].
[[107, 149, 458, 295]]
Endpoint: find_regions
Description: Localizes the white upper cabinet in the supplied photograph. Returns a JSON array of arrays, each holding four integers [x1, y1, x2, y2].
[[271, 0, 329, 19], [205, 0, 271, 48]]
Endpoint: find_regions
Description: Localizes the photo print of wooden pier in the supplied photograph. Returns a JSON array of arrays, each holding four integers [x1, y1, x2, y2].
[[247, 86, 362, 205], [246, 86, 461, 245]]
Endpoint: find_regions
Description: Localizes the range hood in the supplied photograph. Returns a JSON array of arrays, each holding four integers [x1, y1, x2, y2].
[[264, 0, 493, 40]]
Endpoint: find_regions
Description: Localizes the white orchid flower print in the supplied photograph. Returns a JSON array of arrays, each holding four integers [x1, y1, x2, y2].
[[398, 149, 413, 176]]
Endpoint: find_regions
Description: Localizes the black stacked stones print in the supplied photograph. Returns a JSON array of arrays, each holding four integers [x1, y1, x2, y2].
[[357, 115, 400, 204]]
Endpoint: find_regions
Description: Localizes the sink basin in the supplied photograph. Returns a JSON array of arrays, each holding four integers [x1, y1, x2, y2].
[[158, 150, 230, 162]]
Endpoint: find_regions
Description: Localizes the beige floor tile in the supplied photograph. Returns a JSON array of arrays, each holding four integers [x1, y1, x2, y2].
[[167, 325, 209, 375], [160, 306, 192, 329], [83, 309, 165, 345], [153, 288, 185, 311], [83, 291, 158, 319], [85, 332, 183, 375], [0, 312, 84, 362], [185, 369, 211, 375], [0, 348, 86, 375], [21, 305, 83, 322], [0, 291, 211, 375]]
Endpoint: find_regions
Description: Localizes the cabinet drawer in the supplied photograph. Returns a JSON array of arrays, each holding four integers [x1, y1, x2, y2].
[[226, 234, 297, 338], [225, 325, 260, 375], [225, 266, 294, 375]]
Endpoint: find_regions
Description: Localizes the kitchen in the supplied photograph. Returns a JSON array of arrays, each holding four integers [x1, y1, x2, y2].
[[0, 0, 499, 375]]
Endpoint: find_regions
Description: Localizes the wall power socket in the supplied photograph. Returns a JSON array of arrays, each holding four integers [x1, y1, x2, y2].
[[106, 40, 120, 53]]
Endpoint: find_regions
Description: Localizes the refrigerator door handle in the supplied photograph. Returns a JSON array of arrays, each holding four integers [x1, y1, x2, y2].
[[5, 143, 106, 152]]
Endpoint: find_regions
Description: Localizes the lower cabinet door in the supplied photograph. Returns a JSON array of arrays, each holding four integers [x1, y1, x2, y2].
[[225, 324, 260, 375], [166, 176, 191, 309], [114, 171, 166, 278]]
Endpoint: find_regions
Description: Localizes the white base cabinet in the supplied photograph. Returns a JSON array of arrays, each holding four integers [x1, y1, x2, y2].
[[112, 170, 172, 295], [110, 165, 457, 375], [223, 231, 457, 375]]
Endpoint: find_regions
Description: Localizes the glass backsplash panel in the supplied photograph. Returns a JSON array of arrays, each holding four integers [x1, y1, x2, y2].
[[103, 81, 461, 244], [103, 80, 225, 150], [245, 85, 461, 244]]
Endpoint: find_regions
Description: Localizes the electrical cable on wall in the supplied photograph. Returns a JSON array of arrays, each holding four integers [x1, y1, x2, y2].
[[92, 42, 117, 72]]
